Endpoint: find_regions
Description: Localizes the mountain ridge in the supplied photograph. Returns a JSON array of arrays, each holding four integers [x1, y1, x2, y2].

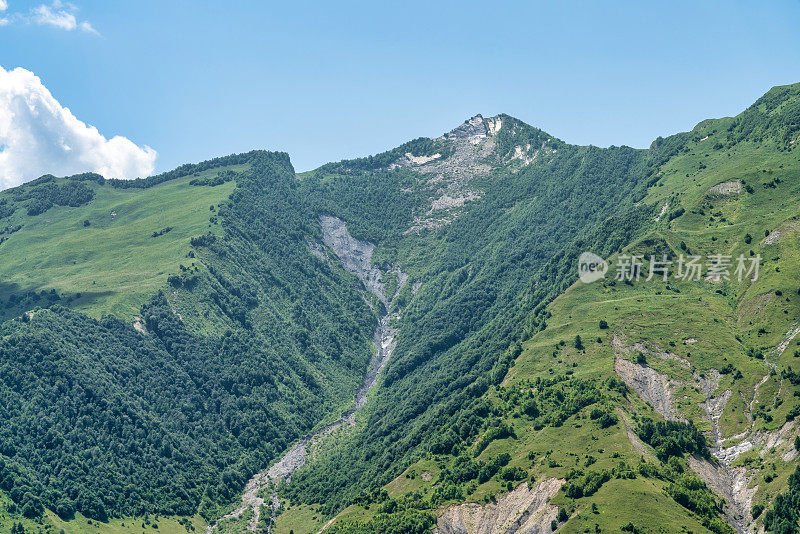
[[0, 83, 799, 534]]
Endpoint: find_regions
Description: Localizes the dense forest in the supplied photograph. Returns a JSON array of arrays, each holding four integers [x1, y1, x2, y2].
[[0, 152, 377, 521], [283, 121, 662, 512]]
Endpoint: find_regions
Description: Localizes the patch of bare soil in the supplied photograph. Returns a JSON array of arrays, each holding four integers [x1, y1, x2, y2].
[[654, 202, 669, 222], [433, 478, 564, 534], [688, 456, 755, 534], [430, 191, 481, 210], [620, 411, 655, 460], [763, 220, 800, 246], [507, 143, 540, 167], [320, 215, 386, 306], [764, 229, 782, 245], [709, 180, 742, 196], [771, 322, 800, 357], [403, 152, 442, 165], [690, 371, 799, 533], [614, 356, 683, 421], [132, 316, 147, 334], [613, 330, 797, 533], [688, 369, 757, 533], [612, 335, 685, 420]]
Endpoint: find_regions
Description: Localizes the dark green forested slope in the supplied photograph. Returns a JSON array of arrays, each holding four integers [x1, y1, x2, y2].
[[0, 152, 377, 522], [282, 117, 675, 513]]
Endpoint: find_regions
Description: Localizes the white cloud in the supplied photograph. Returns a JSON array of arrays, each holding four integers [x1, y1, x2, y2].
[[0, 1, 99, 34], [31, 2, 97, 34], [0, 65, 157, 190], [78, 20, 96, 34], [32, 3, 76, 30]]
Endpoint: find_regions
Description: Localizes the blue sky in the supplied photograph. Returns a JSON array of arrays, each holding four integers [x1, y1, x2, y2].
[[1, 0, 800, 179]]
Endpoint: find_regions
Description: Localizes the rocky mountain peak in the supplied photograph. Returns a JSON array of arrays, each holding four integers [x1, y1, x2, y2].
[[442, 114, 503, 140]]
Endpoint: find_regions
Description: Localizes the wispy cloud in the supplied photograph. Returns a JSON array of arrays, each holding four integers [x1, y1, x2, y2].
[[32, 1, 98, 34], [0, 1, 99, 35], [0, 65, 157, 189]]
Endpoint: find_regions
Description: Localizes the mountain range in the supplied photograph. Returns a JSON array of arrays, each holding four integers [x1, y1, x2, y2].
[[0, 82, 799, 534]]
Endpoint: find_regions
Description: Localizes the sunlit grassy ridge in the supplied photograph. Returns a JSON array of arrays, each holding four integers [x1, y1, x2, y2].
[[0, 166, 241, 320]]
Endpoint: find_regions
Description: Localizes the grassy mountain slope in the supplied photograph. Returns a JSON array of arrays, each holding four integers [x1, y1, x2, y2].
[[0, 152, 379, 530], [0, 163, 242, 321], [274, 84, 800, 534]]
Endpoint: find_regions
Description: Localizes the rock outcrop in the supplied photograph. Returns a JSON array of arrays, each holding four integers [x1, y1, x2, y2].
[[613, 356, 683, 422], [433, 478, 564, 534]]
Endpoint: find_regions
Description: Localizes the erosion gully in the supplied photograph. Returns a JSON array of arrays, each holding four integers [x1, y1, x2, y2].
[[207, 216, 403, 533]]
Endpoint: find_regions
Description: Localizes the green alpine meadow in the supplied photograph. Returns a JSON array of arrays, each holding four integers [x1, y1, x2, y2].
[[0, 80, 799, 534]]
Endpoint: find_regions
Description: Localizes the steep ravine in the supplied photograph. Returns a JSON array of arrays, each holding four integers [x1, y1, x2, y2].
[[612, 333, 796, 534], [207, 216, 405, 533]]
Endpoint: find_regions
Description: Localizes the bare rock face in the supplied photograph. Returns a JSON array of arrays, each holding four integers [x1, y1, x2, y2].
[[399, 115, 503, 233], [433, 478, 563, 534], [613, 356, 683, 422], [443, 115, 492, 140], [320, 214, 387, 307], [709, 180, 742, 196]]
